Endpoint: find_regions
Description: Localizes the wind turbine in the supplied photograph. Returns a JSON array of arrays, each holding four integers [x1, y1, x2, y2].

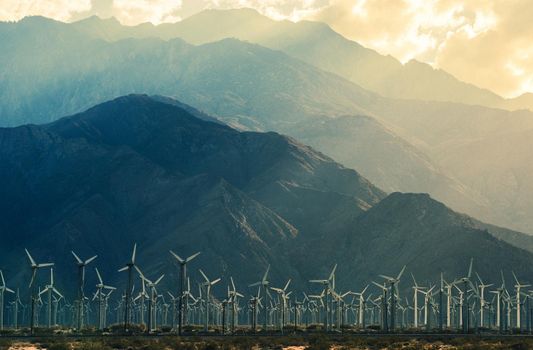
[[228, 277, 244, 333], [39, 268, 63, 328], [135, 266, 164, 333], [512, 271, 530, 330], [25, 248, 53, 334], [411, 273, 426, 329], [420, 285, 435, 330], [270, 279, 291, 333], [379, 265, 406, 331], [249, 265, 271, 332], [475, 272, 493, 328], [71, 251, 97, 330], [199, 269, 220, 333], [0, 270, 14, 330], [95, 267, 116, 330], [454, 257, 474, 333], [372, 281, 388, 331], [353, 285, 369, 327], [118, 243, 137, 331], [169, 250, 200, 335], [310, 264, 337, 331]]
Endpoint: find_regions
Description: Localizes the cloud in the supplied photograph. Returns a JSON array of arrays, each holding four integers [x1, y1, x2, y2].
[[309, 0, 530, 97], [112, 0, 183, 25], [0, 0, 91, 22]]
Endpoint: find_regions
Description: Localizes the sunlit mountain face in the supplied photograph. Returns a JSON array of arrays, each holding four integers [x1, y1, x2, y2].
[[1, 2, 533, 338]]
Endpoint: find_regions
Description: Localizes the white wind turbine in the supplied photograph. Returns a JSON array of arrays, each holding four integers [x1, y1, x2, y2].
[[169, 250, 200, 335], [353, 285, 369, 327], [0, 270, 14, 330], [475, 272, 493, 328], [379, 265, 406, 330], [270, 279, 291, 333], [135, 266, 164, 333], [310, 264, 337, 331], [71, 251, 97, 330], [411, 273, 426, 328], [118, 243, 137, 331], [199, 269, 220, 333], [25, 248, 53, 334], [512, 271, 530, 329], [420, 285, 435, 329], [249, 265, 271, 331], [95, 268, 116, 330], [490, 271, 506, 331], [39, 268, 63, 328]]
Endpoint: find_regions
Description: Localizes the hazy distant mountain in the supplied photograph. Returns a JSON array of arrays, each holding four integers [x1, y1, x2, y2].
[[3, 16, 533, 232], [435, 128, 533, 234], [1, 95, 532, 296], [288, 115, 489, 217], [71, 9, 533, 112]]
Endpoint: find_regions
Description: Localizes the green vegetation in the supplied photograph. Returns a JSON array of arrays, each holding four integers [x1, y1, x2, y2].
[[7, 336, 533, 350]]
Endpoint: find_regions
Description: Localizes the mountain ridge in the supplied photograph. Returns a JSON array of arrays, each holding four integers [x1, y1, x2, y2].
[[2, 95, 533, 296]]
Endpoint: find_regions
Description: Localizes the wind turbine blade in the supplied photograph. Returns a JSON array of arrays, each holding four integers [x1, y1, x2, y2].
[[131, 243, 137, 264], [411, 273, 418, 287], [6, 287, 14, 294], [372, 281, 384, 289], [134, 265, 145, 279], [329, 264, 337, 280], [284, 279, 291, 291], [512, 271, 520, 285], [169, 250, 184, 263], [262, 265, 270, 283], [29, 270, 36, 288], [249, 282, 261, 287], [379, 274, 394, 280], [467, 257, 473, 278], [71, 251, 83, 264], [53, 288, 64, 299], [85, 255, 97, 265], [186, 252, 201, 263], [95, 267, 103, 285], [198, 269, 210, 283], [154, 274, 165, 285], [118, 266, 128, 272], [397, 265, 406, 280], [0, 270, 5, 286], [211, 278, 221, 286], [37, 263, 54, 268], [25, 249, 36, 266], [475, 272, 484, 285], [361, 284, 369, 294], [230, 276, 236, 291], [50, 268, 54, 285]]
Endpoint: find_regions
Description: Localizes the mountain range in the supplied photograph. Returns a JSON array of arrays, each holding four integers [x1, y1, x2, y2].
[[70, 9, 533, 112], [4, 14, 533, 235], [1, 95, 533, 297]]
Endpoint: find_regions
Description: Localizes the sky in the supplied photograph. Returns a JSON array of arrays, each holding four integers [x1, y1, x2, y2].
[[1, 0, 532, 98]]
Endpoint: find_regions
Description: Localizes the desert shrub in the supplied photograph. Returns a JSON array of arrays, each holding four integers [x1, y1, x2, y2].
[[47, 341, 71, 350]]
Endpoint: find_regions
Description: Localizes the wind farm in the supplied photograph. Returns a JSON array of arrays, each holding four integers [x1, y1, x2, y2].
[[0, 246, 530, 340]]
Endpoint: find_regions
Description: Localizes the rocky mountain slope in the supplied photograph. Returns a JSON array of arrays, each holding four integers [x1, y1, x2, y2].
[[1, 95, 532, 297]]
